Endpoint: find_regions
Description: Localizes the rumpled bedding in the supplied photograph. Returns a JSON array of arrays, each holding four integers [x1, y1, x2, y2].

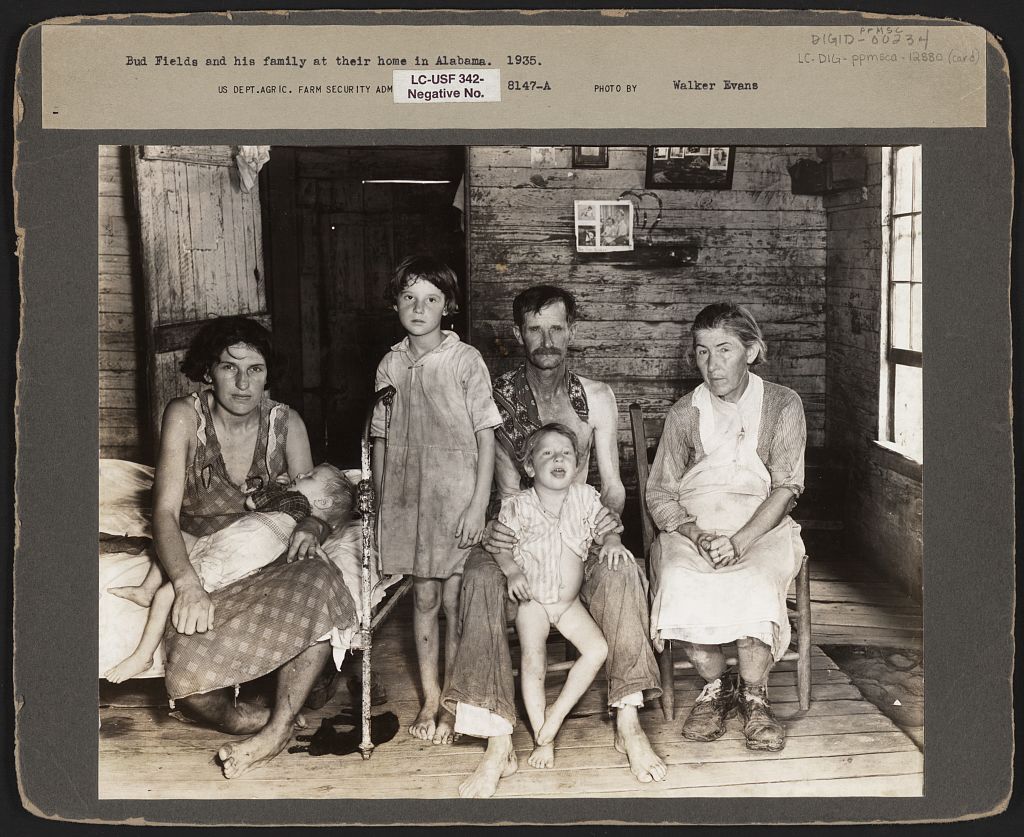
[[98, 459, 398, 680]]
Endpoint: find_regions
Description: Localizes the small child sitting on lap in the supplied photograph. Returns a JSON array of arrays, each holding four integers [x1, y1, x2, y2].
[[104, 464, 354, 683], [493, 423, 633, 769]]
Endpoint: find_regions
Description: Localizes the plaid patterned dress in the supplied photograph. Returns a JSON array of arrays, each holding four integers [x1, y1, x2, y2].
[[163, 392, 357, 699]]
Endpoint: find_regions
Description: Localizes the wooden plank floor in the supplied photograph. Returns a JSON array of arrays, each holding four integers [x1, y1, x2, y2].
[[100, 594, 923, 799], [802, 554, 922, 649]]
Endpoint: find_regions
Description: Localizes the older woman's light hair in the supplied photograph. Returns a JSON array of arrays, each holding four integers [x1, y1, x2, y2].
[[692, 302, 768, 366]]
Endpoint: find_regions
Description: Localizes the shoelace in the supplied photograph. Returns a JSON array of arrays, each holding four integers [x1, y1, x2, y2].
[[695, 679, 724, 703], [743, 688, 768, 708]]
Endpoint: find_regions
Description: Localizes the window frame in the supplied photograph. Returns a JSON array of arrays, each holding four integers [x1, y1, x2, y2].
[[878, 145, 923, 464]]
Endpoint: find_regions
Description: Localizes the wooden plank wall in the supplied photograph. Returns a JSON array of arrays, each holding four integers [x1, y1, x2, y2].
[[467, 145, 827, 524], [98, 146, 148, 463], [824, 147, 922, 599]]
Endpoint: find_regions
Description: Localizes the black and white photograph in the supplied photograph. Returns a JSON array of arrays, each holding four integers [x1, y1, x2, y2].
[[96, 143, 925, 800], [574, 198, 633, 253]]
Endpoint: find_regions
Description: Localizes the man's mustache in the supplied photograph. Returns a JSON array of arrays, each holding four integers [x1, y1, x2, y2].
[[531, 348, 564, 356]]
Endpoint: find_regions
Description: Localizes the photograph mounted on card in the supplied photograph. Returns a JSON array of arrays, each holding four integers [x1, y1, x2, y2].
[[575, 199, 633, 252], [647, 145, 735, 189]]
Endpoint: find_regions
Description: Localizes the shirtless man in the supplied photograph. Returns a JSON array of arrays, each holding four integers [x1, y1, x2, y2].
[[441, 285, 666, 797]]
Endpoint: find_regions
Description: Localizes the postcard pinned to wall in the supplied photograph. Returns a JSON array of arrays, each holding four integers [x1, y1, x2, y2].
[[575, 200, 633, 252], [12, 6, 1013, 830]]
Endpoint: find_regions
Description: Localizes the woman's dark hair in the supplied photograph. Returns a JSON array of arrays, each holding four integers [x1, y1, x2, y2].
[[179, 316, 277, 384], [692, 302, 768, 366], [512, 285, 579, 330], [384, 254, 462, 314]]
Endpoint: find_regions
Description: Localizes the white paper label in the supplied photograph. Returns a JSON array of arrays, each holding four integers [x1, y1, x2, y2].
[[392, 69, 501, 103]]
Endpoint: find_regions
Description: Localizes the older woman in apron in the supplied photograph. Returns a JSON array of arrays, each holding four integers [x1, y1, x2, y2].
[[646, 303, 806, 752]]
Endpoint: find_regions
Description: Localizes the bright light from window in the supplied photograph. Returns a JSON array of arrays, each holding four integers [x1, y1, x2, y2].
[[879, 146, 923, 463]]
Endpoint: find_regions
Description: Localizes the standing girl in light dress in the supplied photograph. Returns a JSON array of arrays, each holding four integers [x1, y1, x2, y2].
[[371, 255, 501, 745]]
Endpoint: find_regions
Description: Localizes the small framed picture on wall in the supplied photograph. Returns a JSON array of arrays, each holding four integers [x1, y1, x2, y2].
[[646, 145, 736, 189], [572, 146, 609, 168]]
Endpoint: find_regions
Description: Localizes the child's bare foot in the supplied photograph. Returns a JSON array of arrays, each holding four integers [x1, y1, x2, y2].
[[535, 713, 565, 747], [409, 702, 438, 741], [104, 651, 155, 683], [216, 722, 292, 779], [458, 735, 518, 798], [528, 741, 555, 768], [432, 707, 456, 745], [107, 585, 155, 608]]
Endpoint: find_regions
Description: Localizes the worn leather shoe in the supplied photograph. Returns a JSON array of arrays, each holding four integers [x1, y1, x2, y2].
[[736, 681, 786, 751], [681, 673, 737, 742]]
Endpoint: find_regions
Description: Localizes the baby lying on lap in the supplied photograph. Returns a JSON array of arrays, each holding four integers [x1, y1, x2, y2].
[[493, 423, 633, 769], [104, 463, 354, 683]]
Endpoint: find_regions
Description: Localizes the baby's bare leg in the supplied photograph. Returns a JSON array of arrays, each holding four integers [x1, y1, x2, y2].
[[108, 560, 165, 608], [104, 581, 174, 683], [537, 598, 608, 747], [515, 601, 554, 768]]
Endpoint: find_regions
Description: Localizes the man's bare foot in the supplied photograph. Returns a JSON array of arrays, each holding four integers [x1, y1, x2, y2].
[[432, 707, 456, 745], [409, 702, 438, 741], [614, 707, 667, 783], [458, 735, 518, 798], [528, 741, 554, 769], [107, 585, 155, 608], [216, 722, 292, 779], [104, 651, 155, 683]]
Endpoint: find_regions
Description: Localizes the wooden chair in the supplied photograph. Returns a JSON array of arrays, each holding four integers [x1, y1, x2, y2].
[[629, 403, 812, 720]]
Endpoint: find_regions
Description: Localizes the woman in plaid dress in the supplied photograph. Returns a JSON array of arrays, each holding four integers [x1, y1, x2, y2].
[[152, 316, 357, 779]]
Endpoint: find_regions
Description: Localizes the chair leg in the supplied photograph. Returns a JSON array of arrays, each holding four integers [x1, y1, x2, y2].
[[658, 640, 675, 721], [795, 557, 812, 711]]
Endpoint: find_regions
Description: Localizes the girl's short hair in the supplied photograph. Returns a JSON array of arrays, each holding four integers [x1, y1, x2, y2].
[[692, 302, 768, 366], [521, 422, 580, 467], [384, 255, 462, 314], [179, 316, 277, 384]]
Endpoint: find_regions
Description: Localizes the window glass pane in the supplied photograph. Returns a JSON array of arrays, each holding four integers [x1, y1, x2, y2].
[[891, 282, 911, 349], [911, 213, 922, 283], [894, 146, 921, 215], [892, 214, 914, 282], [894, 364, 923, 462], [911, 282, 923, 352]]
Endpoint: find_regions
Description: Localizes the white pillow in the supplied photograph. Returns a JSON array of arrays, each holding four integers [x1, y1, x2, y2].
[[99, 459, 154, 537]]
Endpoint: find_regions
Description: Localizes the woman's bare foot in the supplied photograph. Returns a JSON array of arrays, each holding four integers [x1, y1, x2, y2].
[[104, 651, 155, 683], [432, 707, 456, 745], [219, 700, 272, 736], [216, 722, 292, 779], [107, 585, 156, 608], [458, 735, 518, 798], [614, 707, 667, 783], [409, 701, 438, 741], [528, 741, 555, 769]]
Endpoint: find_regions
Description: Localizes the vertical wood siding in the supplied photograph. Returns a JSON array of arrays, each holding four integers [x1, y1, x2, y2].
[[824, 148, 922, 598], [98, 146, 147, 462], [466, 145, 827, 521]]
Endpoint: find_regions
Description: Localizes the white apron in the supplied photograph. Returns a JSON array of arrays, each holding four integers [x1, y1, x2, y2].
[[649, 376, 804, 660]]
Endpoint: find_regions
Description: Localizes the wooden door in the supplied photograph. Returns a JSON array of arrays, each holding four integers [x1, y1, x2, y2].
[[132, 145, 267, 436]]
